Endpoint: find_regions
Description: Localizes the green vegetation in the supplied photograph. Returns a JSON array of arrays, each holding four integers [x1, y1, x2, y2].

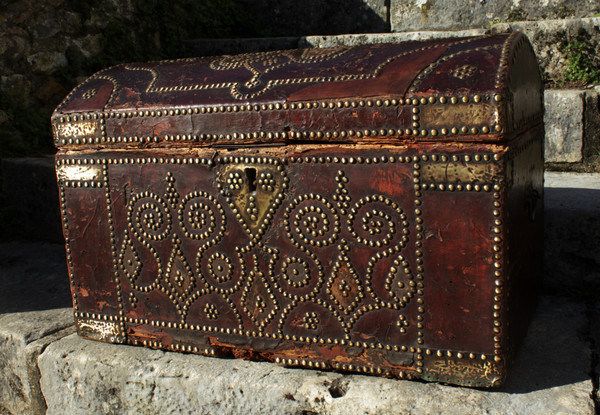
[[488, 19, 504, 28], [562, 41, 600, 86]]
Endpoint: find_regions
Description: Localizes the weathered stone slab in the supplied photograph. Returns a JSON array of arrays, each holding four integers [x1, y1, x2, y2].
[[491, 18, 600, 86], [0, 241, 74, 414], [38, 297, 593, 415], [187, 29, 488, 57], [390, 1, 600, 32], [544, 172, 600, 297], [544, 90, 585, 163], [0, 309, 74, 415], [303, 29, 486, 47]]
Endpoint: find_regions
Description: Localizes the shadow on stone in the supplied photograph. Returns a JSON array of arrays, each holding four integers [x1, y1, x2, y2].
[[234, 0, 388, 37], [0, 157, 63, 243], [0, 242, 71, 314], [496, 296, 590, 393], [187, 0, 388, 57], [544, 186, 600, 298]]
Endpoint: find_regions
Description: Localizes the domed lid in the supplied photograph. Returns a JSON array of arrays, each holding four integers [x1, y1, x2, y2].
[[52, 32, 542, 150]]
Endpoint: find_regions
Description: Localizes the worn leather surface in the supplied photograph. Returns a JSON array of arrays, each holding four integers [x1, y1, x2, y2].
[[58, 37, 497, 111]]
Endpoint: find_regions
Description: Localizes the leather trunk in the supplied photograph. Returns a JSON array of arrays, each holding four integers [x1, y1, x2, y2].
[[52, 33, 544, 387]]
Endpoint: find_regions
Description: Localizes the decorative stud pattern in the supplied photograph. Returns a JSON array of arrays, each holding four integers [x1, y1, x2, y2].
[[128, 191, 171, 242], [302, 311, 320, 330], [240, 254, 280, 331], [61, 145, 513, 383], [451, 64, 477, 80], [281, 257, 311, 288], [58, 183, 77, 311], [116, 41, 474, 101], [326, 241, 365, 316], [204, 303, 220, 320], [54, 92, 508, 147], [82, 88, 97, 99]]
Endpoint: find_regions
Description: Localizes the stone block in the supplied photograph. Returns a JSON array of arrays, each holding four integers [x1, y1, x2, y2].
[[544, 172, 600, 297], [38, 297, 593, 414], [390, 1, 600, 32], [0, 309, 74, 415], [544, 90, 584, 163]]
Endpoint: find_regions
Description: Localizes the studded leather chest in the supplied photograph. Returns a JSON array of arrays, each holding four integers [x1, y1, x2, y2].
[[53, 33, 544, 387]]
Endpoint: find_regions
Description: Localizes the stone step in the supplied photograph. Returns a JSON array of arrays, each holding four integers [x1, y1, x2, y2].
[[0, 310, 74, 415], [35, 296, 594, 415], [1, 171, 599, 414], [544, 172, 600, 296]]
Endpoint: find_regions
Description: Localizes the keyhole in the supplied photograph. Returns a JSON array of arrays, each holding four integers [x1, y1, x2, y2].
[[245, 167, 257, 192]]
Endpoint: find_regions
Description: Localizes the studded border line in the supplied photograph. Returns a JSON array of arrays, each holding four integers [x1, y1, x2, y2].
[[52, 93, 511, 147], [415, 151, 505, 370], [58, 182, 77, 312]]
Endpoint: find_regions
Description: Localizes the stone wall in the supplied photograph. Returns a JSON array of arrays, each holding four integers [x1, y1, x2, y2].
[[390, 0, 600, 32]]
